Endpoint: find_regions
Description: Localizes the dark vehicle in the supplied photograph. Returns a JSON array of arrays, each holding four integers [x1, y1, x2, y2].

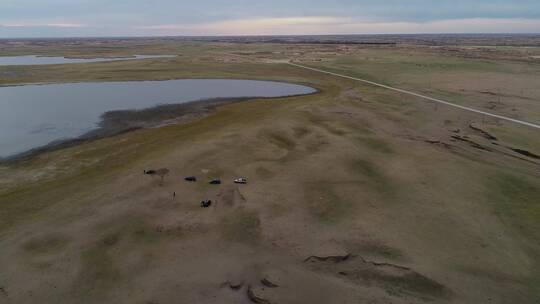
[[234, 177, 247, 184], [201, 200, 212, 208], [184, 176, 197, 182], [209, 179, 221, 185], [144, 170, 156, 175]]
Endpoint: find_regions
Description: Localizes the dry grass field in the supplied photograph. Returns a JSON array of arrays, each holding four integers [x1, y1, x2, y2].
[[0, 39, 539, 303]]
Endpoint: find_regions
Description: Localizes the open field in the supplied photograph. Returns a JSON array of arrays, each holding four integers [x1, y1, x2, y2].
[[1, 37, 539, 303]]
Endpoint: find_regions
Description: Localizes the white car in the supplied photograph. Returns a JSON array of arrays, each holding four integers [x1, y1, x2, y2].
[[234, 177, 247, 184]]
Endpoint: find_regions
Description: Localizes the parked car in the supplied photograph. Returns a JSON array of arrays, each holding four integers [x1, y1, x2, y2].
[[184, 176, 197, 182], [209, 179, 221, 185], [234, 177, 248, 184], [201, 200, 212, 208]]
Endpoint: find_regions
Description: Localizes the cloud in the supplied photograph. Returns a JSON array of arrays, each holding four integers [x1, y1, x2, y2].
[[136, 17, 344, 33], [1, 21, 86, 28], [332, 18, 540, 34], [136, 16, 540, 35], [2, 1, 540, 37], [2, 15, 540, 37]]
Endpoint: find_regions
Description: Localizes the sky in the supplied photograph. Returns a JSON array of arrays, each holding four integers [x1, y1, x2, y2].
[[0, 0, 539, 38]]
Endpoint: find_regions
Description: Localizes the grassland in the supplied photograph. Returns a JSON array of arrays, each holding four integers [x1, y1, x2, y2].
[[0, 39, 539, 303]]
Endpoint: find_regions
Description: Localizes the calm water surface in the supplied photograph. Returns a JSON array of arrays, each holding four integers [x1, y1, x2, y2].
[[0, 55, 175, 66], [0, 79, 315, 158]]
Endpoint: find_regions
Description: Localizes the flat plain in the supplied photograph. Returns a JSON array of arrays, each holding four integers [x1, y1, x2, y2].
[[0, 36, 539, 303]]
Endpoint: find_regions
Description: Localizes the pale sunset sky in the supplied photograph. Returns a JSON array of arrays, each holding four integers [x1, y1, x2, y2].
[[1, 0, 539, 37]]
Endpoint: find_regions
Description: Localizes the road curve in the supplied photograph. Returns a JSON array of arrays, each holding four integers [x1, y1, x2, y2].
[[288, 62, 540, 130]]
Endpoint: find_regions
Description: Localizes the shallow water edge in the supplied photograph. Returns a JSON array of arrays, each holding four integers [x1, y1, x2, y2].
[[0, 88, 319, 164]]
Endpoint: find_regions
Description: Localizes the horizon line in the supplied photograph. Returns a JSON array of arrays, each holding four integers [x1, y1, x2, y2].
[[1, 32, 540, 40]]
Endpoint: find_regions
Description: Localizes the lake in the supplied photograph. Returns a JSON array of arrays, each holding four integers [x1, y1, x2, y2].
[[0, 55, 176, 66], [0, 79, 315, 158]]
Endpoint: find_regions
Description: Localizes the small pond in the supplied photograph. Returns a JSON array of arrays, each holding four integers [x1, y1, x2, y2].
[[0, 55, 175, 66]]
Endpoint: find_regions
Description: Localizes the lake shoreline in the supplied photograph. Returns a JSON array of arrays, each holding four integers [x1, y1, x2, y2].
[[0, 90, 318, 164], [0, 79, 317, 161], [0, 97, 247, 163]]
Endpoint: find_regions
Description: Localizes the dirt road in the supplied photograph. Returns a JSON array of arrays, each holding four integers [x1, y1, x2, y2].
[[288, 62, 540, 130]]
